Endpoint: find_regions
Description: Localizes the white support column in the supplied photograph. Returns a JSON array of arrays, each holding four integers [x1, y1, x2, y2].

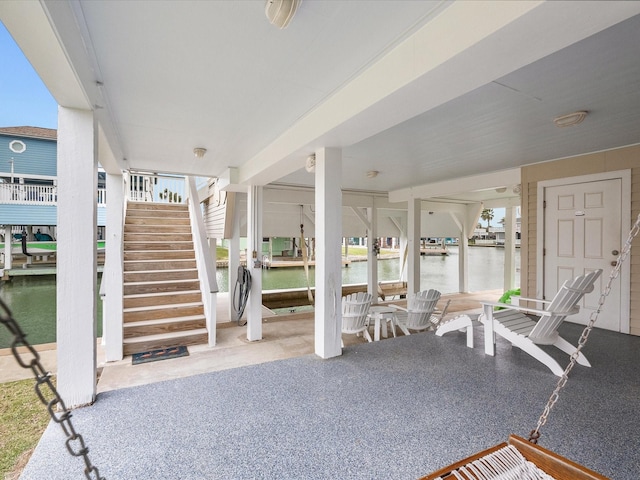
[[366, 206, 378, 301], [394, 216, 408, 283], [503, 206, 517, 290], [4, 226, 12, 270], [228, 193, 240, 322], [103, 172, 124, 361], [407, 198, 421, 295], [208, 237, 218, 346], [452, 203, 482, 293], [56, 107, 97, 407], [315, 147, 342, 359], [246, 185, 263, 341]]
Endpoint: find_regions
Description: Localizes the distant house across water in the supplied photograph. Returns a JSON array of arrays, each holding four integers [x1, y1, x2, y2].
[[0, 126, 106, 266]]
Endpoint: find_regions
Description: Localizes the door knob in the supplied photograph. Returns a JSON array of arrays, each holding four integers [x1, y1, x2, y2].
[[612, 250, 619, 256]]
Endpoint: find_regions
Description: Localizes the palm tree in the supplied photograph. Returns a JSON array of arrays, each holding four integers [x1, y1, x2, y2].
[[480, 208, 494, 231], [159, 188, 182, 203]]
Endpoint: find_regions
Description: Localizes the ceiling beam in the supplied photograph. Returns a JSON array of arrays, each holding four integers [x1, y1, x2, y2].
[[236, 1, 640, 188], [389, 168, 521, 202]]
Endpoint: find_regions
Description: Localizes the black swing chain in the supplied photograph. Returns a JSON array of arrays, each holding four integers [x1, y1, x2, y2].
[[528, 212, 640, 444], [0, 298, 105, 480]]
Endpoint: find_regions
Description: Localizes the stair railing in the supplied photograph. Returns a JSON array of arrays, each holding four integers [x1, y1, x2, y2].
[[125, 170, 186, 203], [186, 176, 219, 346]]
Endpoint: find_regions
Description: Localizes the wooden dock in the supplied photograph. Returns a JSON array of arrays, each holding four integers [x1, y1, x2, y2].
[[420, 247, 449, 256], [266, 258, 351, 268], [261, 280, 406, 309]]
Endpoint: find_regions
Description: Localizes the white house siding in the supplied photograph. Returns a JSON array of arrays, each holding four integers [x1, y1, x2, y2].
[[203, 190, 233, 240], [521, 144, 640, 336]]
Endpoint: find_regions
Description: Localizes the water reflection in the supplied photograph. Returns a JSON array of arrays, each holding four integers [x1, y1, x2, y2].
[[220, 246, 519, 294], [0, 276, 103, 348], [1, 246, 518, 347]]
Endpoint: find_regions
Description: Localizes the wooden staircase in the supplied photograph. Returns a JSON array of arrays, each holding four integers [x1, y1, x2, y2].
[[123, 202, 208, 356]]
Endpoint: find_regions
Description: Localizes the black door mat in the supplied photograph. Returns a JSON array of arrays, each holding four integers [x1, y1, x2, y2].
[[132, 346, 189, 365]]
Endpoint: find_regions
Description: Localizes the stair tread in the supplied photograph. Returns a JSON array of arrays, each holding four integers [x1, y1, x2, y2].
[[124, 278, 199, 285], [124, 315, 206, 328], [124, 302, 203, 313], [124, 249, 195, 253], [124, 268, 198, 274], [124, 258, 195, 265], [124, 241, 193, 243], [122, 328, 208, 344], [124, 290, 201, 299]]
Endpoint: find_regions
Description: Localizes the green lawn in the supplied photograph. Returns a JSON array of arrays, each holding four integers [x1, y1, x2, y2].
[[0, 378, 52, 478]]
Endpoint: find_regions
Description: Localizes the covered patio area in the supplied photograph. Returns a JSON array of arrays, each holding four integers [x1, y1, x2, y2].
[[20, 320, 640, 479]]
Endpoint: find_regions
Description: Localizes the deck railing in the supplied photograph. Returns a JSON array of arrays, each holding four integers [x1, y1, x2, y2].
[[0, 183, 57, 205], [97, 188, 106, 206], [0, 172, 187, 207], [126, 171, 186, 203]]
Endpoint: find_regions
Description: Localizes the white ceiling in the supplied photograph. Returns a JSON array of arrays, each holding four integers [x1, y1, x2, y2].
[[2, 1, 640, 206]]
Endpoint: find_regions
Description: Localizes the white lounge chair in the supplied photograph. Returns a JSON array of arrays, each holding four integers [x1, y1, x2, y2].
[[479, 269, 602, 376], [390, 289, 441, 336], [429, 298, 451, 331], [341, 292, 373, 347]]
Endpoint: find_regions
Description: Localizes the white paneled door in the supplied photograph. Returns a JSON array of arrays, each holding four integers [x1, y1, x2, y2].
[[543, 178, 622, 331]]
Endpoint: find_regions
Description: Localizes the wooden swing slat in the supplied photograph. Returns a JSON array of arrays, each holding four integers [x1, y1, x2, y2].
[[509, 435, 608, 480], [419, 435, 609, 480], [419, 442, 509, 480]]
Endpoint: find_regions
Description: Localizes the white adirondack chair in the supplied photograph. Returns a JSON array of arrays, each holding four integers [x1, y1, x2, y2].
[[480, 269, 602, 376], [390, 289, 441, 336], [429, 299, 451, 331], [341, 292, 373, 346]]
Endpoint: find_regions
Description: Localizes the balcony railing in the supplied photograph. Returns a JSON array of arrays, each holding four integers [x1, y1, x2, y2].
[[0, 172, 186, 207], [0, 183, 57, 205], [126, 172, 186, 204], [0, 183, 108, 207]]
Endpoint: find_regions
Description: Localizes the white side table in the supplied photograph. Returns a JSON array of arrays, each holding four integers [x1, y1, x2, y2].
[[367, 305, 398, 341]]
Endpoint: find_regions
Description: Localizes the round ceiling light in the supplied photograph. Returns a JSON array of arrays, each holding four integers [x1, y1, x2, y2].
[[305, 154, 316, 173], [553, 111, 588, 128], [265, 0, 300, 29]]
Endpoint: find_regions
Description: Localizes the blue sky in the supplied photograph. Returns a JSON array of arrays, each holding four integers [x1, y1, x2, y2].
[[0, 22, 58, 129]]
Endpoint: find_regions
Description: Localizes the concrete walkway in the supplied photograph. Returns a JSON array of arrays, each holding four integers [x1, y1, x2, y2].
[[1, 290, 499, 389]]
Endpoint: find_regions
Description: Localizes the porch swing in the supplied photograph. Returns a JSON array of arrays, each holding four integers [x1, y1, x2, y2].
[[421, 212, 640, 480]]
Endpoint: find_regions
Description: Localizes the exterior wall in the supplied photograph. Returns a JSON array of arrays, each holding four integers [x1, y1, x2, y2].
[[0, 204, 56, 225], [97, 205, 106, 227], [203, 183, 234, 239], [1, 131, 108, 228], [521, 144, 640, 336], [0, 134, 57, 177]]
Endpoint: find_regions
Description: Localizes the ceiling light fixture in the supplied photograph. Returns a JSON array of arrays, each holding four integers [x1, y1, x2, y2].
[[495, 187, 507, 193], [305, 154, 316, 173], [553, 110, 588, 128], [366, 170, 379, 179], [193, 147, 207, 158], [265, 0, 301, 29]]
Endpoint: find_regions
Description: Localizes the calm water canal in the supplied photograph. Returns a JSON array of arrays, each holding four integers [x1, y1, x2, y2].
[[0, 246, 518, 347]]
